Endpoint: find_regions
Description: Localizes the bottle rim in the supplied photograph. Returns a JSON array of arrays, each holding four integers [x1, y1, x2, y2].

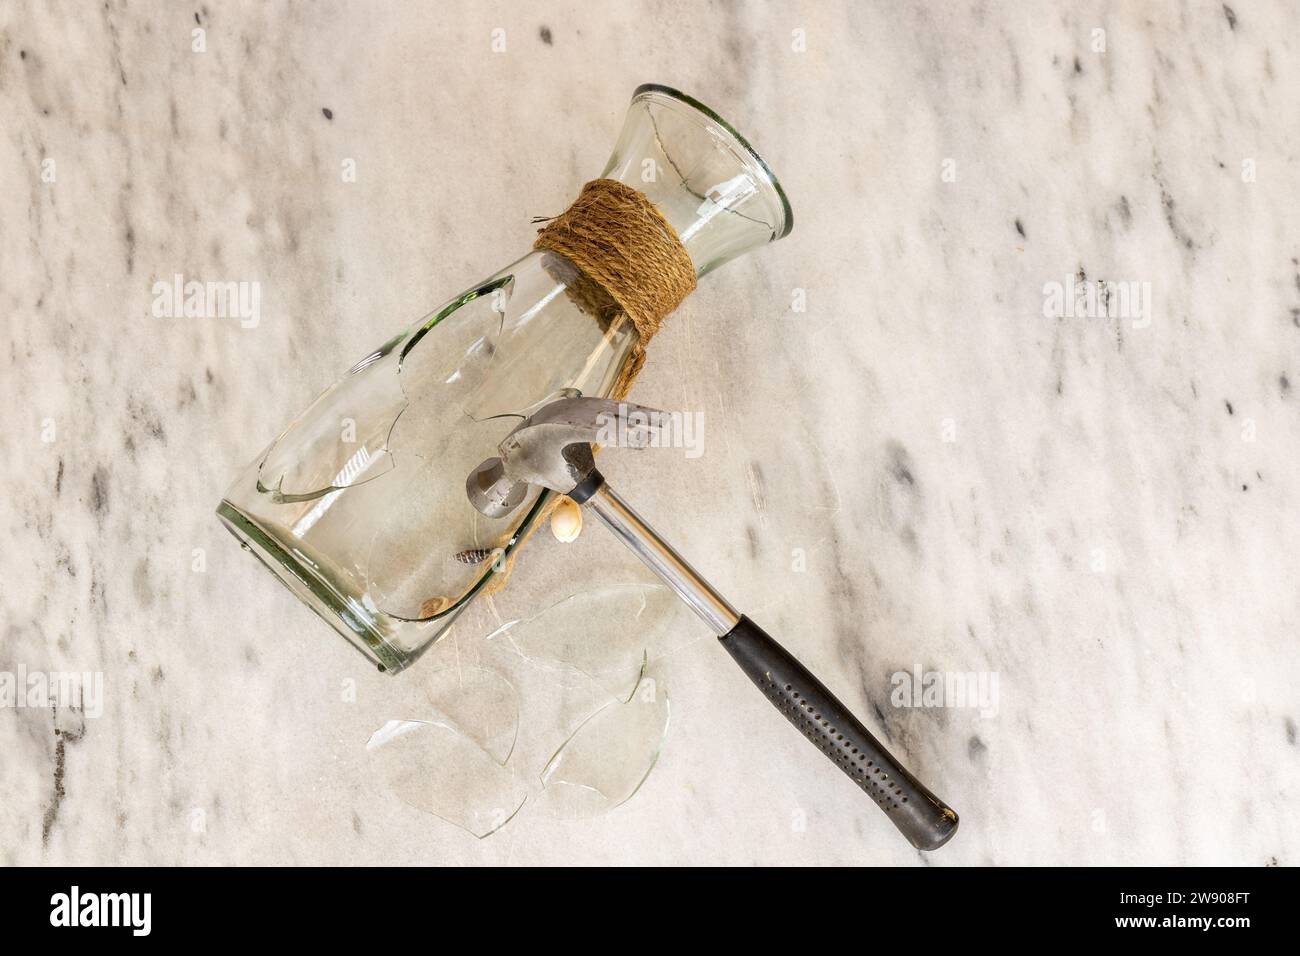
[[632, 83, 794, 240]]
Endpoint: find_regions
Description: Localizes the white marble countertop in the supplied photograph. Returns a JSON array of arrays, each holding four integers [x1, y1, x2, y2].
[[2, 0, 1297, 865]]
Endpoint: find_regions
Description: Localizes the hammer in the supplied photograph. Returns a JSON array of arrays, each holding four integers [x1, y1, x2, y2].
[[466, 396, 959, 850]]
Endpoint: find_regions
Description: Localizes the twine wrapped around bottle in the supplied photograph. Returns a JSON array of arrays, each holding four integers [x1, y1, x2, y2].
[[426, 179, 697, 611], [532, 178, 697, 399]]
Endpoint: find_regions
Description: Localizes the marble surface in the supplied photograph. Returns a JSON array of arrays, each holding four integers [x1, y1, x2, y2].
[[3, 0, 1298, 866]]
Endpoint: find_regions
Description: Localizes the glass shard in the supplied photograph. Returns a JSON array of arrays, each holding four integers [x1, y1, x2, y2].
[[366, 718, 527, 838], [365, 664, 525, 837], [538, 665, 670, 819], [492, 583, 694, 699]]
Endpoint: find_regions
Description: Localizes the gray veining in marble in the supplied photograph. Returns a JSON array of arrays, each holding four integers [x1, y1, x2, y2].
[[2, 0, 1298, 865]]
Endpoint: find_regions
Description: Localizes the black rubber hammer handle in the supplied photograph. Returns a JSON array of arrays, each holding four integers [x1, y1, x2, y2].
[[719, 616, 959, 850]]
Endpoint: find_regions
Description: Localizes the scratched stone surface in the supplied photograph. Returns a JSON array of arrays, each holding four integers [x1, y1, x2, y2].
[[1, 1, 1297, 864]]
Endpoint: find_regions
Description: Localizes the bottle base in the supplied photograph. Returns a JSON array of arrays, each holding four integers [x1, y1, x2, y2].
[[216, 499, 428, 674]]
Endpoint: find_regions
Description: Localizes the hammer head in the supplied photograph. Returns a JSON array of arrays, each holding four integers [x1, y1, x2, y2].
[[465, 396, 664, 517]]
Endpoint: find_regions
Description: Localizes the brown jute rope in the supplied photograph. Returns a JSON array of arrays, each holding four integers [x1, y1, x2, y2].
[[534, 178, 696, 397]]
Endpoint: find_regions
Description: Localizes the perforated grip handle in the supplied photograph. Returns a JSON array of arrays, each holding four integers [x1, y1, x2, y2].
[[719, 616, 959, 851]]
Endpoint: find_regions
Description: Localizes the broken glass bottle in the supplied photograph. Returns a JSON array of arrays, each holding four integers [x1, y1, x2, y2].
[[217, 84, 792, 673]]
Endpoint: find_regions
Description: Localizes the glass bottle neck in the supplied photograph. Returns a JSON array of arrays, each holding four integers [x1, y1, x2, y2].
[[600, 85, 791, 278]]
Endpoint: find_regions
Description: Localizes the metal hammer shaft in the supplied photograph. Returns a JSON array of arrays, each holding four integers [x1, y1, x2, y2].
[[585, 482, 740, 635]]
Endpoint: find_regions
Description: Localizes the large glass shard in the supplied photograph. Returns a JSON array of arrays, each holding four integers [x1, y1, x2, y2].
[[420, 665, 518, 765], [366, 719, 527, 838], [537, 665, 671, 819], [365, 664, 525, 837], [491, 583, 694, 699]]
